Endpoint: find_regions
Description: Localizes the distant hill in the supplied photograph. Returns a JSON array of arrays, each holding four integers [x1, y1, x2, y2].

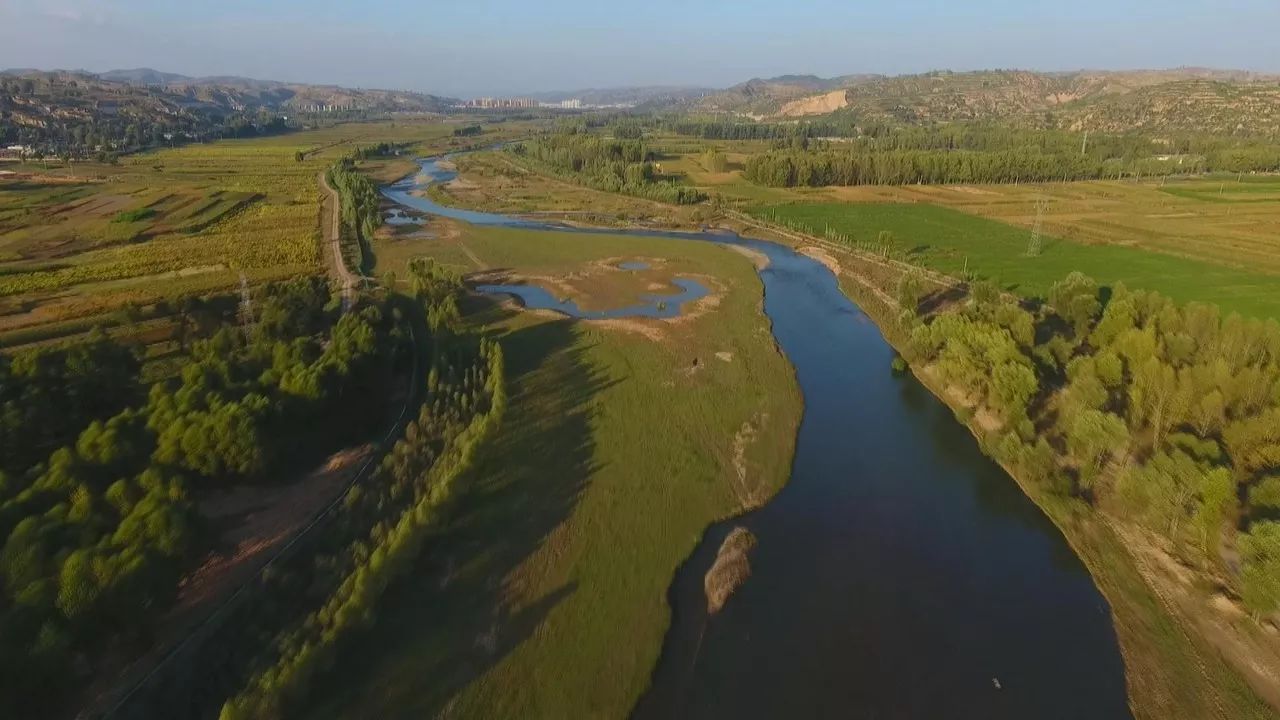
[[0, 68, 458, 152], [698, 74, 880, 114], [696, 68, 1280, 134], [527, 86, 712, 107], [1058, 78, 1280, 135], [97, 68, 194, 85]]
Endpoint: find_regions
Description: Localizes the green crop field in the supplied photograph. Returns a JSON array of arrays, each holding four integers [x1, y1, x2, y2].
[[751, 202, 1280, 320], [307, 224, 803, 718]]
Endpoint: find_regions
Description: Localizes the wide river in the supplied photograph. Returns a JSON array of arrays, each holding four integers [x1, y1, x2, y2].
[[384, 158, 1133, 719]]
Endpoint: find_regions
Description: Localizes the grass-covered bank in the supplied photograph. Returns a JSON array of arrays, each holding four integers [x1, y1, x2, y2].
[[306, 225, 802, 717], [797, 231, 1277, 720]]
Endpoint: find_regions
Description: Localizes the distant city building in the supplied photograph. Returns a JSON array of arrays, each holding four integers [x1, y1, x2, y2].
[[464, 97, 539, 109]]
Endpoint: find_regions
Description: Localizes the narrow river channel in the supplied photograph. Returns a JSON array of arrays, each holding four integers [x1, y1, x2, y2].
[[384, 158, 1133, 719]]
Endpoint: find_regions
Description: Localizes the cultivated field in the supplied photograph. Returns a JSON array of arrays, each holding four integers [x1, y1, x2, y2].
[[0, 120, 512, 347], [819, 176, 1280, 276], [750, 202, 1280, 319], [640, 136, 1280, 320], [310, 222, 803, 718]]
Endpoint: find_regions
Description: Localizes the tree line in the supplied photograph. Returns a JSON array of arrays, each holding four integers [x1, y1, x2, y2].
[[217, 259, 506, 719], [0, 277, 400, 715], [742, 144, 1280, 187], [509, 130, 706, 205], [664, 118, 861, 140], [327, 158, 383, 274], [902, 273, 1280, 617]]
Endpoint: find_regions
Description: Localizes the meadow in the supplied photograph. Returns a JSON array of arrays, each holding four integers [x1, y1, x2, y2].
[[749, 202, 1280, 320], [307, 223, 803, 718]]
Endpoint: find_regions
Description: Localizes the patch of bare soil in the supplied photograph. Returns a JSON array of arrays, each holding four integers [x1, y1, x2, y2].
[[728, 413, 773, 511], [799, 245, 842, 275], [705, 527, 757, 614], [779, 89, 850, 117], [1110, 521, 1280, 710], [728, 244, 770, 269], [950, 185, 998, 196], [170, 445, 375, 618]]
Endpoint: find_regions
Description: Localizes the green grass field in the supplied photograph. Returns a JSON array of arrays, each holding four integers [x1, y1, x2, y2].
[[307, 225, 802, 718], [752, 202, 1280, 320]]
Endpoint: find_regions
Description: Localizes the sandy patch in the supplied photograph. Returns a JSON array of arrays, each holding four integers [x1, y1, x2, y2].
[[1110, 520, 1280, 709], [950, 186, 998, 196], [728, 244, 770, 269], [800, 246, 843, 276], [716, 351, 734, 362]]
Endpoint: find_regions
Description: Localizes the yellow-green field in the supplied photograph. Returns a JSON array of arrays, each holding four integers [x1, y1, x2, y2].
[[0, 120, 531, 346]]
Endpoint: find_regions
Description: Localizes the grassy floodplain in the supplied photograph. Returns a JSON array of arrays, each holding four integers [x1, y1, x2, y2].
[[307, 222, 802, 717], [749, 202, 1280, 320]]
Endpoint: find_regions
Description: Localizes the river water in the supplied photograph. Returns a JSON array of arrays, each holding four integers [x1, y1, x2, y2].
[[383, 158, 1133, 719]]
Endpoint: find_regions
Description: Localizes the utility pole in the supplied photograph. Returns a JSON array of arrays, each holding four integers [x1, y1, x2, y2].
[[1025, 196, 1047, 257], [1081, 130, 1089, 156], [238, 272, 255, 339]]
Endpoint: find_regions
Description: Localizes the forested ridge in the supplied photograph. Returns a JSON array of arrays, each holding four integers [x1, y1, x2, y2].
[[0, 277, 401, 715], [902, 273, 1280, 616]]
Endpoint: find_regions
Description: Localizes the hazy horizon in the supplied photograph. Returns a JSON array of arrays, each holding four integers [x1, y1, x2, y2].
[[2, 0, 1278, 96]]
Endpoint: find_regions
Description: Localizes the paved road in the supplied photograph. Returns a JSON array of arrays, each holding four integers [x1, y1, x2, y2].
[[319, 170, 357, 312]]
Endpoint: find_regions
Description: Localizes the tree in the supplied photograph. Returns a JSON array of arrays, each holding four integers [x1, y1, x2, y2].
[[703, 149, 729, 173], [1240, 521, 1280, 615], [1066, 409, 1129, 490], [1048, 272, 1101, 339], [897, 272, 923, 317]]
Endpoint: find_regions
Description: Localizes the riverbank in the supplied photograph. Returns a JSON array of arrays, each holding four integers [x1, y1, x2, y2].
[[777, 224, 1277, 720], [304, 219, 804, 718], [353, 152, 1268, 718]]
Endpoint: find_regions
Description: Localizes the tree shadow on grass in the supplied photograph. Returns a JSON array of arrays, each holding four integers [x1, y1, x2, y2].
[[308, 316, 616, 718], [918, 284, 967, 315]]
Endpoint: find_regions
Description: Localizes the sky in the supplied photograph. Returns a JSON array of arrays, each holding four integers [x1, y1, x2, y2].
[[1, 0, 1279, 96]]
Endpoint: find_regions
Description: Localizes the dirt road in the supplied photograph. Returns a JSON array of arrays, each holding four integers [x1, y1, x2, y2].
[[319, 170, 357, 312]]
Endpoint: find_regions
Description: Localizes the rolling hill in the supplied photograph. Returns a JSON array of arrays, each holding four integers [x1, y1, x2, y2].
[[696, 68, 1280, 134], [0, 69, 457, 151]]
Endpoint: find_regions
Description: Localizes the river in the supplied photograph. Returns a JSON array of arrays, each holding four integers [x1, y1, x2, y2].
[[384, 158, 1133, 719]]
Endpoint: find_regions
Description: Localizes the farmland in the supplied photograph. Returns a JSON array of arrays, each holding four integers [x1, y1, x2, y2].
[[748, 200, 1280, 319], [0, 120, 518, 347]]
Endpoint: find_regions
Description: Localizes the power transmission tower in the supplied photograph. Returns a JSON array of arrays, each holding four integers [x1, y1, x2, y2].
[[1025, 196, 1047, 257], [238, 272, 255, 338]]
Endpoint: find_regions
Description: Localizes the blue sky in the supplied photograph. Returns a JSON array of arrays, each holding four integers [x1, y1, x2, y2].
[[1, 0, 1278, 96]]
